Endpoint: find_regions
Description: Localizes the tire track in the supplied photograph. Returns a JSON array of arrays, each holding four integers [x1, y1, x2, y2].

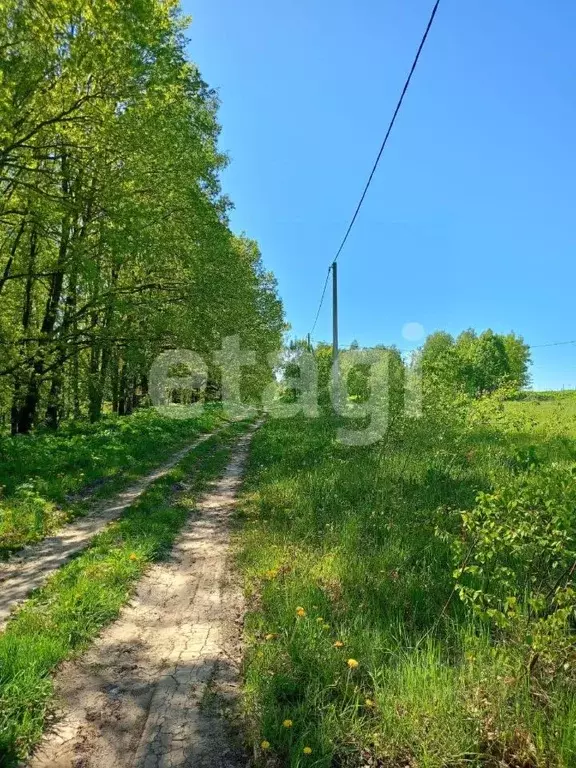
[[0, 424, 234, 630], [28, 425, 257, 768]]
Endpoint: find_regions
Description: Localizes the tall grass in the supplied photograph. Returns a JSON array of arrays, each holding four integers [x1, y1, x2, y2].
[[236, 403, 576, 767]]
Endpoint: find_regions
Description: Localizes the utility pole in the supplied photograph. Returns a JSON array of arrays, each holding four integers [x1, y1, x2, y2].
[[306, 333, 311, 351], [331, 261, 339, 398], [331, 262, 338, 363]]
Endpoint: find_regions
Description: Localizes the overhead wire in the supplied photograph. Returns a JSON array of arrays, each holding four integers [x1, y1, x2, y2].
[[332, 0, 441, 265], [309, 267, 331, 339], [307, 0, 442, 338], [529, 339, 576, 349]]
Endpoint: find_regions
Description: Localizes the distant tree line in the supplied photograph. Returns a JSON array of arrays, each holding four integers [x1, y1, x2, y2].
[[421, 329, 531, 397], [281, 329, 530, 410], [0, 0, 284, 434]]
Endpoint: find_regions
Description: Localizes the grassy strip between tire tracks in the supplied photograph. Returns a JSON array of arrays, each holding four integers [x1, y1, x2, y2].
[[0, 418, 250, 765]]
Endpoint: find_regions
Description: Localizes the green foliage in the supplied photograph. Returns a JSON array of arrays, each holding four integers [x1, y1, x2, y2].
[[471, 330, 510, 395], [450, 463, 576, 666], [0, 405, 228, 555], [422, 329, 531, 398], [282, 341, 406, 415], [502, 333, 532, 389], [0, 0, 284, 433]]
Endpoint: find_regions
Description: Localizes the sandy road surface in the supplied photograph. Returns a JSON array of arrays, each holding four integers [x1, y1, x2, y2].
[[28, 426, 257, 768], [0, 426, 229, 630]]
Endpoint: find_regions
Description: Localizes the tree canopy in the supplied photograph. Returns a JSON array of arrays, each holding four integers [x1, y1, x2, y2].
[[421, 329, 531, 396], [0, 0, 285, 433]]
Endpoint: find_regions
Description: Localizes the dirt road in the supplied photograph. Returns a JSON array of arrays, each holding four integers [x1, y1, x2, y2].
[[28, 427, 256, 768], [0, 427, 230, 630]]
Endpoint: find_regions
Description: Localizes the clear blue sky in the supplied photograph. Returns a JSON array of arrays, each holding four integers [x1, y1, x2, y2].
[[182, 0, 576, 390]]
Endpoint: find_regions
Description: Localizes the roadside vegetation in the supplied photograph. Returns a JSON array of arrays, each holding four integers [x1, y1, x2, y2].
[[0, 419, 250, 765], [0, 406, 230, 557], [0, 1, 286, 762], [236, 350, 576, 767]]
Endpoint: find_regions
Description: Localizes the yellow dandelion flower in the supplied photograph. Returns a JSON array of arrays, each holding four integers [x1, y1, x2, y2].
[[365, 698, 375, 708], [296, 607, 306, 618], [129, 553, 138, 561], [333, 640, 344, 648], [282, 719, 293, 728], [347, 658, 359, 669], [261, 740, 270, 750], [303, 746, 312, 755]]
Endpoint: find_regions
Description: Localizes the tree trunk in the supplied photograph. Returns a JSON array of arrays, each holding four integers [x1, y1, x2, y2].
[[111, 350, 120, 415], [118, 359, 128, 416], [12, 226, 38, 434], [45, 371, 63, 429], [10, 379, 21, 436], [15, 155, 72, 433]]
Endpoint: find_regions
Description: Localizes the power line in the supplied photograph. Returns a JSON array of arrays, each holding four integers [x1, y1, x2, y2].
[[332, 0, 441, 263], [309, 266, 331, 338], [307, 0, 441, 338], [307, 338, 576, 352], [530, 339, 576, 349]]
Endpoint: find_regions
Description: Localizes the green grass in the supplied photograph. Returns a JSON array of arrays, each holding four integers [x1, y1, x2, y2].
[[0, 418, 250, 766], [0, 405, 230, 557], [235, 397, 576, 767], [504, 390, 576, 439]]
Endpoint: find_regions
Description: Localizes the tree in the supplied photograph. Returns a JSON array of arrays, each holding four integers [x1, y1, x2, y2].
[[421, 331, 460, 387], [0, 0, 285, 432], [472, 330, 510, 395], [422, 328, 531, 398], [454, 329, 479, 395], [502, 333, 531, 390]]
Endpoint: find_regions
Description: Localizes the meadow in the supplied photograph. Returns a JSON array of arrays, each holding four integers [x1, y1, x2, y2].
[[236, 390, 576, 767]]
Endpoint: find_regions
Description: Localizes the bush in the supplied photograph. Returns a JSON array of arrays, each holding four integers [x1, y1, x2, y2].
[[450, 463, 576, 670]]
